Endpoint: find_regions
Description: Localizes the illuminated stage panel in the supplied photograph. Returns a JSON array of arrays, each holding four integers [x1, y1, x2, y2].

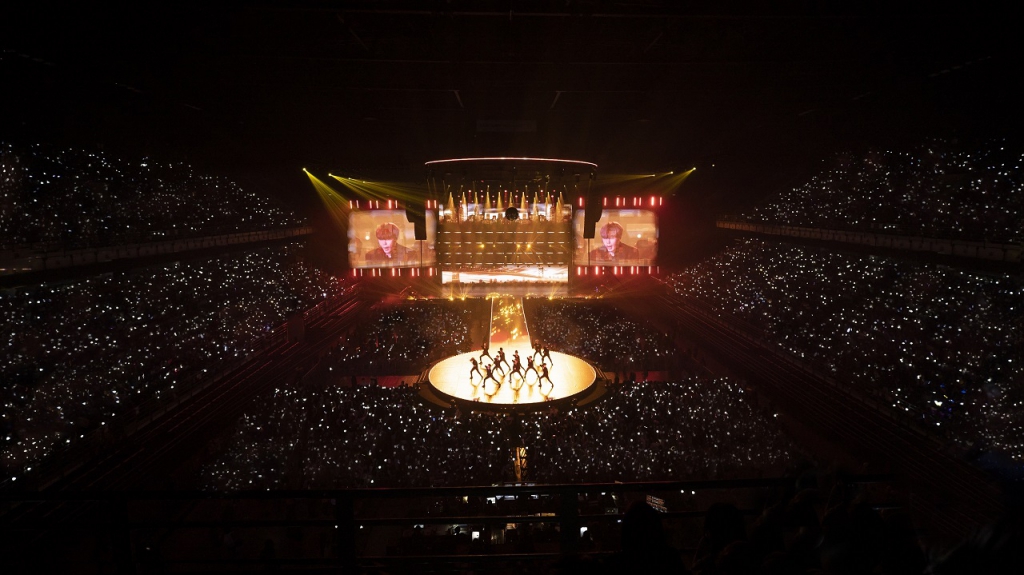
[[428, 350, 596, 406], [442, 266, 568, 284]]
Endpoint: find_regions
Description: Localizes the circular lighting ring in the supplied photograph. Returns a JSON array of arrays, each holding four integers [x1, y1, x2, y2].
[[425, 156, 598, 169]]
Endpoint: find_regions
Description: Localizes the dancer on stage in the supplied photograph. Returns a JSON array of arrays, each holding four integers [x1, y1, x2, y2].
[[496, 347, 511, 371], [480, 342, 494, 362], [538, 362, 554, 395], [509, 354, 526, 391], [483, 363, 501, 394], [469, 357, 482, 381], [541, 346, 553, 366], [531, 341, 543, 363], [524, 356, 538, 382], [492, 352, 506, 375]]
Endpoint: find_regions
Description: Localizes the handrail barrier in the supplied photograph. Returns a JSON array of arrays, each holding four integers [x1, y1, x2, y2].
[[0, 226, 315, 275], [716, 219, 1022, 264], [0, 476, 897, 573]]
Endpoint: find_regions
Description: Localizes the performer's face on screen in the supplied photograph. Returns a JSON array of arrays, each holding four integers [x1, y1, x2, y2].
[[602, 233, 620, 254], [378, 237, 396, 256]]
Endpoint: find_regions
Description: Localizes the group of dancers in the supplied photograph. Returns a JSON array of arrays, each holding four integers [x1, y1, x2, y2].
[[470, 341, 554, 396]]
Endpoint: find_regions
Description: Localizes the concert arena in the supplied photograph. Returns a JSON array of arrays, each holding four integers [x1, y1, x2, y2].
[[3, 3, 1022, 574]]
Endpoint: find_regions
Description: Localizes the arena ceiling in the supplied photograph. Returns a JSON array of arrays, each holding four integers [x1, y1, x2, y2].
[[3, 1, 1021, 208]]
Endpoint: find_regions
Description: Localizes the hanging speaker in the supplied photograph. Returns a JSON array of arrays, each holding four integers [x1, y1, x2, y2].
[[583, 196, 602, 239], [406, 207, 427, 240]]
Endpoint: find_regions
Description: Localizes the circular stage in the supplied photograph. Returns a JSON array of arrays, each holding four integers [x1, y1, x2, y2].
[[427, 348, 597, 409]]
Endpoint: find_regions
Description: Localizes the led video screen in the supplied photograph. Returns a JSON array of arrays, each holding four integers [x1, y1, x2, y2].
[[348, 210, 436, 268], [573, 209, 658, 266]]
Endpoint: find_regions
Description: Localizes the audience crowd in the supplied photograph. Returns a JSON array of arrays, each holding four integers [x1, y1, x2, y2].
[[526, 299, 678, 376], [739, 139, 1024, 243], [0, 142, 304, 250], [319, 301, 477, 377], [1, 243, 345, 476], [667, 239, 1024, 463], [201, 375, 799, 490]]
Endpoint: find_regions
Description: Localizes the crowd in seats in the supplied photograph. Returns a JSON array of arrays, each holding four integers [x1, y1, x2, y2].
[[739, 139, 1024, 243], [666, 239, 1024, 463], [526, 299, 679, 376], [319, 301, 477, 376], [0, 243, 345, 476], [0, 142, 304, 250], [200, 376, 800, 490], [530, 378, 798, 483]]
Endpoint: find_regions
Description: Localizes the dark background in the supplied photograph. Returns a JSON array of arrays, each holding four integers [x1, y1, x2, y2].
[[3, 1, 1021, 246]]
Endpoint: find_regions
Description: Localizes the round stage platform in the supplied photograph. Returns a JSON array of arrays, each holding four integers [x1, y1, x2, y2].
[[428, 348, 597, 408]]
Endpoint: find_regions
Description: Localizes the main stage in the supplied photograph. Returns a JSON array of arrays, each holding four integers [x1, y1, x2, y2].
[[426, 296, 598, 409]]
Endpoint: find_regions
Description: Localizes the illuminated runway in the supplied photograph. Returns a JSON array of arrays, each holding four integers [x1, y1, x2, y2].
[[427, 296, 597, 407]]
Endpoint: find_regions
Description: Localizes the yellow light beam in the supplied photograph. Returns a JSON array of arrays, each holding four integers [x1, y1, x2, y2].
[[329, 175, 427, 202], [306, 171, 349, 229]]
